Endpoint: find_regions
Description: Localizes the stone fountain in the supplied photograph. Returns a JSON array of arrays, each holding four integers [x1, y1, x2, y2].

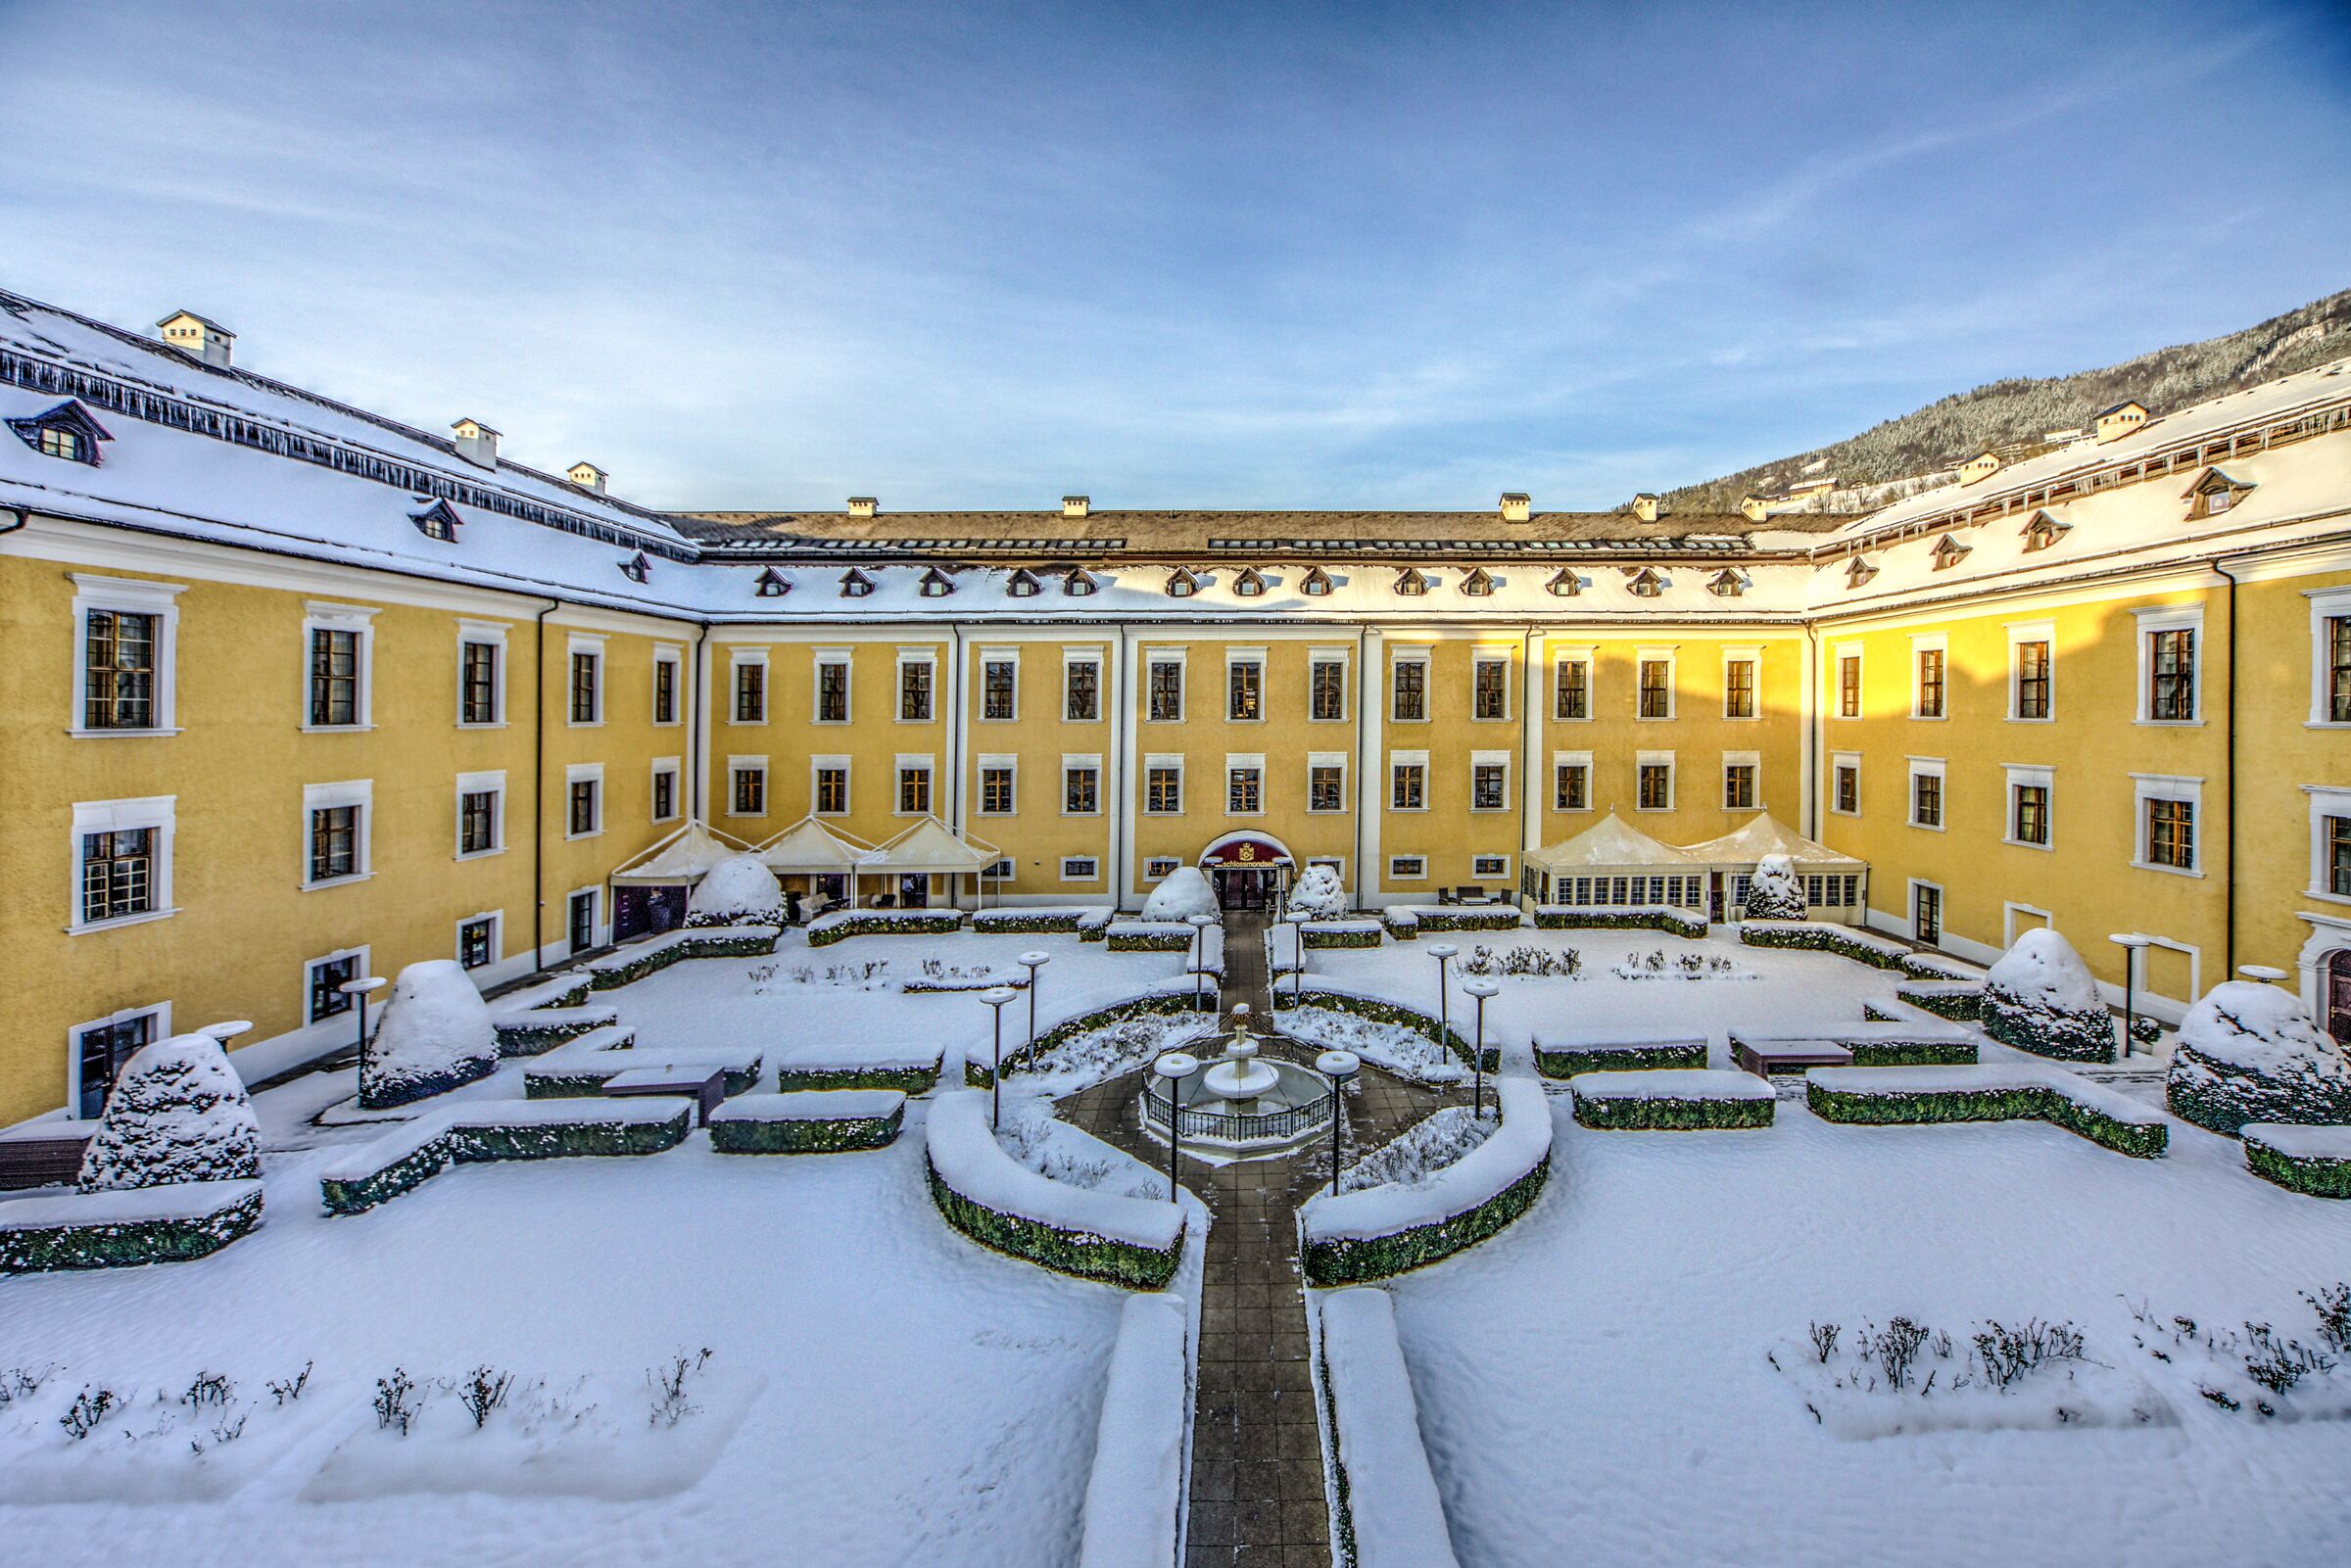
[[1142, 1004, 1337, 1160]]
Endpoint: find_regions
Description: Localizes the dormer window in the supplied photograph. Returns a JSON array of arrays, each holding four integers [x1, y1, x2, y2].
[[1547, 569, 1584, 597], [1707, 569, 1748, 597], [754, 567, 791, 598], [1167, 568, 1200, 598], [840, 569, 875, 598], [409, 499, 462, 542], [9, 400, 111, 466], [1627, 568, 1665, 598], [619, 552, 652, 584], [1006, 568, 1042, 598], [2182, 466, 2254, 521], [1461, 567, 1495, 597], [1929, 534, 1971, 571], [1395, 569, 1429, 597], [1845, 556, 1879, 590], [2020, 510, 2071, 552], [918, 567, 955, 598], [1233, 567, 1268, 597], [1064, 569, 1098, 596], [1301, 566, 1333, 597]]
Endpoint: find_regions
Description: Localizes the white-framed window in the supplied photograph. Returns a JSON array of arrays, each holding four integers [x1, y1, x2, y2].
[[2134, 605, 2203, 725], [651, 757, 682, 823], [457, 620, 507, 727], [1226, 753, 1265, 816], [1308, 752, 1347, 814], [811, 755, 849, 816], [1063, 755, 1102, 816], [1906, 758, 1945, 831], [1721, 647, 1759, 720], [1390, 648, 1430, 723], [456, 910, 503, 972], [897, 649, 936, 723], [1144, 856, 1180, 880], [1833, 642, 1863, 719], [977, 755, 1018, 816], [1722, 750, 1760, 811], [1636, 649, 1675, 720], [1909, 633, 1947, 721], [1064, 650, 1103, 723], [1226, 649, 1266, 723], [2002, 903, 2054, 949], [1909, 879, 1943, 946], [1309, 649, 1348, 722], [1470, 750, 1510, 812], [1553, 649, 1593, 721], [730, 649, 770, 725], [1471, 650, 1511, 721], [1552, 749, 1592, 813], [565, 885, 601, 955], [1829, 751, 1860, 817], [1388, 854, 1428, 881], [2307, 587, 2351, 727], [70, 573, 184, 736], [651, 644, 683, 726], [303, 779, 373, 887], [1144, 754, 1183, 815], [2308, 786, 2351, 903], [895, 754, 934, 816], [979, 648, 1020, 722], [1635, 750, 1674, 812], [813, 648, 852, 724], [70, 1000, 170, 1119], [455, 769, 506, 859], [1390, 750, 1428, 812], [2005, 764, 2053, 849], [729, 755, 769, 818], [1061, 856, 1100, 882], [304, 601, 380, 731], [1146, 652, 1185, 722], [69, 795, 176, 932], [2006, 621, 2053, 722], [305, 944, 371, 1024], [1471, 853, 1510, 880], [564, 763, 603, 840], [2133, 774, 2203, 875], [566, 634, 604, 727]]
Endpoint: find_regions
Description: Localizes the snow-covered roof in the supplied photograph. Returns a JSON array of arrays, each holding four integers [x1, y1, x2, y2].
[[753, 815, 875, 874], [1677, 814, 1864, 871], [859, 816, 998, 873], [609, 821, 753, 883], [1525, 813, 1707, 874]]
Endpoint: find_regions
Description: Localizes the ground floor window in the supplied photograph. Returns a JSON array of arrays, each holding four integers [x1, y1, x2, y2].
[[1914, 883, 1943, 944], [1061, 856, 1098, 881], [74, 1009, 159, 1119], [569, 890, 598, 955], [1145, 856, 1179, 880], [458, 915, 498, 970], [308, 950, 362, 1023], [1471, 854, 1509, 879], [1388, 855, 1426, 880]]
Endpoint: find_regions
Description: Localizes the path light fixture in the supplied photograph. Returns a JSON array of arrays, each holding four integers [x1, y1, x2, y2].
[[1155, 1051, 1203, 1203], [1016, 950, 1051, 1067], [1186, 913, 1218, 1013], [2109, 933, 2151, 1057], [1427, 943, 1460, 1044], [337, 975, 388, 1061], [979, 985, 1018, 1129], [2240, 965, 2289, 982], [1463, 977, 1501, 1118], [200, 1021, 255, 1049], [1317, 1049, 1361, 1198]]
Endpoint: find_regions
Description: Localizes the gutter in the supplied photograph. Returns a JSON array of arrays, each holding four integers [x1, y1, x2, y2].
[[1803, 620, 1820, 840], [2212, 557, 2240, 979], [691, 622, 711, 817], [531, 597, 557, 973]]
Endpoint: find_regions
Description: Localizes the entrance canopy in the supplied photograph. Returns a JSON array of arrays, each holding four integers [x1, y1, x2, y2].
[[609, 821, 752, 884], [1199, 831, 1292, 868], [1525, 812, 1707, 878], [858, 816, 999, 874], [1678, 813, 1865, 873], [754, 815, 874, 875]]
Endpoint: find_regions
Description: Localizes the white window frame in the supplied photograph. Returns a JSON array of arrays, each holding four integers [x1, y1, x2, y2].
[[565, 885, 603, 953], [1307, 751, 1349, 815], [1470, 852, 1511, 880], [304, 944, 372, 1024], [729, 648, 770, 726], [1552, 749, 1594, 814], [1469, 749, 1511, 813], [1721, 749, 1762, 812], [1908, 879, 1944, 945], [1062, 648, 1105, 724], [1830, 750, 1861, 817], [1721, 645, 1761, 722], [727, 754, 770, 819], [1832, 641, 1863, 720], [650, 643, 684, 727], [978, 647, 1021, 723], [1387, 854, 1428, 881], [454, 768, 506, 860], [1062, 754, 1103, 817], [976, 753, 1019, 817], [2005, 620, 2055, 724], [2002, 902, 2054, 949], [1389, 749, 1430, 813], [565, 633, 605, 728], [1224, 752, 1266, 818], [1553, 647, 1595, 723], [1061, 856, 1101, 882], [456, 910, 504, 971], [1143, 753, 1185, 816], [303, 601, 381, 732], [1145, 651, 1186, 724], [894, 753, 936, 818], [1470, 649, 1512, 722], [1225, 647, 1267, 724], [1906, 757, 1945, 832], [563, 762, 604, 841], [2131, 772, 2204, 876], [812, 647, 853, 726], [1143, 856, 1181, 881], [2306, 587, 2351, 727], [2003, 763, 2053, 851], [67, 794, 177, 932], [650, 756, 683, 823], [1308, 648, 1349, 723], [810, 754, 850, 817], [69, 574, 186, 737], [456, 620, 509, 729], [896, 648, 937, 724], [2134, 604, 2204, 726], [1389, 647, 1431, 724], [1635, 647, 1676, 722], [302, 778, 374, 888], [1634, 749, 1675, 813], [1908, 632, 1948, 722], [68, 1000, 171, 1117], [2306, 785, 2351, 904]]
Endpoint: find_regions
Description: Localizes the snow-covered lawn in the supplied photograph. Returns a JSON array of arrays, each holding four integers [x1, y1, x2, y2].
[[1381, 1096, 2351, 1567]]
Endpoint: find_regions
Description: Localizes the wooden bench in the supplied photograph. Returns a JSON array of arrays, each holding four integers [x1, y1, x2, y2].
[[0, 1126, 95, 1191], [601, 1066, 730, 1127], [1733, 1036, 1854, 1078]]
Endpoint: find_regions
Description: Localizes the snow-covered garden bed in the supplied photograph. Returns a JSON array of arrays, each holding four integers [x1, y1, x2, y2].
[[1274, 981, 1478, 1081], [1533, 1030, 1706, 1078], [1571, 1069, 1776, 1131], [2241, 1122, 2351, 1199], [709, 1090, 905, 1154], [805, 908, 963, 947], [1318, 1287, 1463, 1568], [583, 924, 781, 984], [319, 1099, 693, 1214], [1768, 1313, 2171, 1438], [1804, 1065, 2166, 1159], [1077, 1297, 1191, 1568]]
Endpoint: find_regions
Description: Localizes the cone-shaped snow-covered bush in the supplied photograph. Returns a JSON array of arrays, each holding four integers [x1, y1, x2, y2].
[[1286, 863, 1346, 920], [2168, 979, 2351, 1135], [1140, 865, 1220, 923], [1742, 854, 1805, 921], [360, 960, 500, 1110], [78, 1031, 263, 1191], [1982, 928, 2114, 1063], [686, 852, 785, 927]]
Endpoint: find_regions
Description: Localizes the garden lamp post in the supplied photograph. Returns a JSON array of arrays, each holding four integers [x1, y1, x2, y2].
[[1463, 977, 1500, 1118], [980, 986, 1018, 1129], [2241, 965, 2289, 983], [1016, 950, 1051, 1067], [1427, 943, 1460, 1045], [2109, 933, 2150, 1057], [1155, 1051, 1202, 1203], [1186, 914, 1218, 1014], [338, 975, 387, 1059], [1317, 1049, 1361, 1198], [201, 1021, 255, 1047]]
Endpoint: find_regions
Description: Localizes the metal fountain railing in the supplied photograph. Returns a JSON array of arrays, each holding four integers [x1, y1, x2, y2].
[[1139, 1072, 1335, 1144]]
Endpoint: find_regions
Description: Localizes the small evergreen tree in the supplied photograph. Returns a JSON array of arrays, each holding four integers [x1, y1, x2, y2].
[[686, 853, 786, 927], [1982, 928, 2114, 1063], [2169, 979, 2351, 1135], [1286, 863, 1347, 919], [78, 1031, 263, 1191], [1742, 854, 1805, 921], [360, 960, 501, 1110]]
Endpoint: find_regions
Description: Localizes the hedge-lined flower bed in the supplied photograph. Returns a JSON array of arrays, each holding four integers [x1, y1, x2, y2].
[[584, 925, 780, 986], [971, 908, 1098, 934], [1571, 1069, 1775, 1130], [2241, 1124, 2351, 1199], [1301, 1077, 1551, 1285], [1534, 906, 1707, 939], [1404, 907, 1524, 933], [710, 1090, 905, 1154], [1300, 920, 1381, 949], [1737, 921, 1908, 969], [319, 1101, 693, 1214], [807, 910, 964, 948], [1534, 1036, 1706, 1078], [1804, 1066, 2167, 1159], [1892, 980, 1984, 1022], [1279, 985, 1490, 1073], [491, 1007, 617, 1057], [1105, 921, 1196, 952], [777, 1049, 944, 1095], [0, 1179, 264, 1273]]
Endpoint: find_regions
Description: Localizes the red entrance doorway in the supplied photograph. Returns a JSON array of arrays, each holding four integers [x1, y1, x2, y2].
[[1201, 834, 1292, 913], [2327, 950, 2351, 1046]]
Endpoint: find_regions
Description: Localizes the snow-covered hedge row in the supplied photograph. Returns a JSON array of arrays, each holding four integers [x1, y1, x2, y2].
[[1277, 984, 1487, 1077], [925, 1090, 1186, 1289], [0, 1179, 264, 1273], [584, 924, 781, 984], [1106, 920, 1197, 952], [491, 1004, 617, 1057], [2167, 980, 2351, 1135], [1402, 906, 1524, 933], [1301, 919, 1382, 949], [1534, 906, 1707, 939], [1301, 1076, 1551, 1285], [806, 909, 962, 948], [971, 907, 1102, 933], [1078, 908, 1115, 942], [779, 1046, 945, 1095], [1186, 921, 1226, 977], [1737, 921, 1909, 968], [1900, 951, 1986, 982], [710, 1090, 905, 1154], [1076, 1297, 1190, 1568], [1804, 1065, 2167, 1159], [1266, 920, 1303, 976], [1769, 1013, 1981, 1068], [1892, 979, 1984, 1022], [522, 1039, 764, 1099], [1571, 1069, 1775, 1130], [1533, 1031, 1706, 1078], [1383, 908, 1420, 937], [2241, 1124, 2351, 1199], [319, 1100, 693, 1214], [1317, 1288, 1464, 1568]]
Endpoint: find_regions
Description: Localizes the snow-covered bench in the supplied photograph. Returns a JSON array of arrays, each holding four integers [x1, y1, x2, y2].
[[1317, 1289, 1463, 1568], [1733, 1017, 1977, 1069], [1301, 1076, 1551, 1285], [806, 908, 963, 948], [1105, 919, 1197, 953], [776, 1041, 946, 1094], [925, 1090, 1186, 1289], [1804, 1065, 2168, 1159], [709, 1090, 905, 1154], [0, 1178, 264, 1272], [1534, 905, 1708, 939], [2241, 1124, 2351, 1199], [319, 1099, 693, 1214], [1076, 1297, 1190, 1568], [1534, 1029, 1706, 1078], [582, 924, 781, 986], [1572, 1069, 1775, 1131]]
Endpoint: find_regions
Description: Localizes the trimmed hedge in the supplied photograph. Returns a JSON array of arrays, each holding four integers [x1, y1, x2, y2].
[[1301, 923, 1381, 950], [1409, 908, 1523, 933], [969, 911, 1085, 933], [1892, 980, 1984, 1022], [776, 1056, 942, 1094], [926, 1163, 1181, 1290], [1738, 922, 1906, 969], [320, 1106, 691, 1214], [493, 1009, 614, 1057], [523, 1061, 761, 1099], [1847, 1037, 1980, 1068], [0, 1182, 263, 1273], [1981, 989, 2115, 1064], [807, 911, 964, 947], [1572, 1087, 1773, 1131], [1303, 1155, 1547, 1287], [1107, 930, 1193, 952], [1535, 1039, 1706, 1078], [1534, 907, 1707, 939], [1804, 1074, 2166, 1159], [586, 927, 780, 987], [711, 1096, 904, 1154], [1280, 985, 1492, 1074], [2242, 1130, 2351, 1199]]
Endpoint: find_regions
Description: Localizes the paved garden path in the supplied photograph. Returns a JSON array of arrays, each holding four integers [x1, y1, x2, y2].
[[1062, 911, 1459, 1567]]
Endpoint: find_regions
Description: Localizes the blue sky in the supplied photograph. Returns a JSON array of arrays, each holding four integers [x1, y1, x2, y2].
[[1, 0, 2346, 510]]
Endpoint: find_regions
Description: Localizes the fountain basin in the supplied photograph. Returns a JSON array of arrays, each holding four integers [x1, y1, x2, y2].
[[1141, 1056, 1337, 1161]]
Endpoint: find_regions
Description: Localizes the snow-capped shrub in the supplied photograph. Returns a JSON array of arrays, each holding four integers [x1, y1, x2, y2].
[[1981, 929, 2113, 1064], [1286, 862, 1347, 919], [2168, 980, 2351, 1136], [686, 853, 786, 927], [77, 1032, 262, 1191], [360, 960, 501, 1110], [1742, 853, 1805, 921], [1138, 865, 1218, 923]]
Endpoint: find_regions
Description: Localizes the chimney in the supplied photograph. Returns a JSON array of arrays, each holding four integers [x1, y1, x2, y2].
[[451, 418, 501, 470], [1499, 493, 1531, 523], [847, 496, 879, 518], [1631, 493, 1659, 523], [568, 461, 608, 495], [1062, 495, 1091, 519], [156, 310, 234, 369], [1740, 495, 1769, 523]]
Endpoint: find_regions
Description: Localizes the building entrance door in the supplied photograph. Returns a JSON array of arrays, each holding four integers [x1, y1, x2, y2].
[[1215, 866, 1276, 912], [2327, 950, 2351, 1045]]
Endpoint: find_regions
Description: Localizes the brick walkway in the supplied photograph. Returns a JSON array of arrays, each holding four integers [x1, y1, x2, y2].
[[1060, 911, 1460, 1567]]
